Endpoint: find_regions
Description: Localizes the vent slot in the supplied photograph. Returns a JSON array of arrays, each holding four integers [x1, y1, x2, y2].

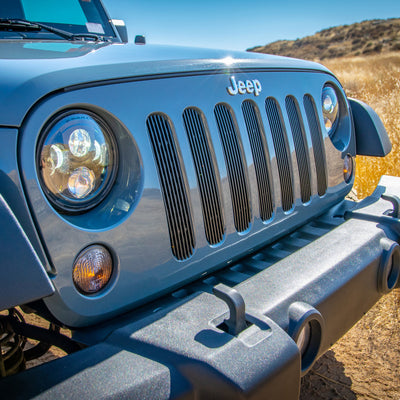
[[214, 104, 251, 233], [285, 96, 312, 203], [265, 97, 294, 212], [183, 108, 224, 245], [304, 95, 327, 196], [242, 100, 273, 221], [147, 113, 195, 260]]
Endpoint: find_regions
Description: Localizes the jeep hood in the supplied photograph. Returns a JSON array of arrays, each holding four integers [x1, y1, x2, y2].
[[0, 41, 330, 127]]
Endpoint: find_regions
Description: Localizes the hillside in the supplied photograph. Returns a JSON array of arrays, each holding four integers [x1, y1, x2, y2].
[[248, 18, 400, 60]]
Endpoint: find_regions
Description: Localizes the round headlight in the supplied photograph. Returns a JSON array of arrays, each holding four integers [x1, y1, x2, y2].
[[38, 111, 118, 213], [321, 85, 339, 136]]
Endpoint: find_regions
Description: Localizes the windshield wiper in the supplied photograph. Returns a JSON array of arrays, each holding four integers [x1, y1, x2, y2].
[[0, 18, 73, 39], [0, 19, 108, 42], [0, 18, 40, 31]]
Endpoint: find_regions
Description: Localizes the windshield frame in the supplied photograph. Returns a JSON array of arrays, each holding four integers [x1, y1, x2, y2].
[[0, 0, 120, 42]]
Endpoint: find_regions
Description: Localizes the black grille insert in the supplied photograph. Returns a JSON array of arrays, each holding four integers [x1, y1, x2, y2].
[[265, 97, 294, 212], [242, 100, 274, 221], [147, 113, 195, 260], [214, 104, 251, 232], [285, 96, 312, 203], [183, 108, 224, 245], [304, 95, 327, 196]]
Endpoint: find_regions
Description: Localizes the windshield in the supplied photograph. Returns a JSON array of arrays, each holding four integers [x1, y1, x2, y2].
[[0, 0, 117, 40]]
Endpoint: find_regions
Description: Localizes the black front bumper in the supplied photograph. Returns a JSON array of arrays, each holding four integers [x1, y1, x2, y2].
[[2, 176, 400, 400]]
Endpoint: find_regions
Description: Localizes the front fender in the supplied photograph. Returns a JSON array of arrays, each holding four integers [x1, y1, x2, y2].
[[349, 97, 392, 157], [0, 193, 54, 310], [0, 127, 54, 310]]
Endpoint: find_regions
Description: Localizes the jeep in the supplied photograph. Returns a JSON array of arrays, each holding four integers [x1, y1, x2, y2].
[[0, 1, 398, 399]]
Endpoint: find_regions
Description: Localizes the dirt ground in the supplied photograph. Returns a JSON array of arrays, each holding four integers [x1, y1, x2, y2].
[[301, 289, 400, 400]]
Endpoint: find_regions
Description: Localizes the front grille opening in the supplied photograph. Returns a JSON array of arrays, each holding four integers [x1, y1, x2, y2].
[[303, 95, 328, 197], [242, 100, 274, 221], [147, 113, 195, 260], [214, 103, 251, 233], [265, 97, 294, 212], [285, 96, 312, 204], [183, 108, 225, 245]]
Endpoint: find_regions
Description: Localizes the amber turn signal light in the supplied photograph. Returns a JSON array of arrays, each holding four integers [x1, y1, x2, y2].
[[343, 154, 354, 183], [72, 245, 113, 295]]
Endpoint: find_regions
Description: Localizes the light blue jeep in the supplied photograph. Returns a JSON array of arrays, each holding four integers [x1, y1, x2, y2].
[[0, 1, 398, 399]]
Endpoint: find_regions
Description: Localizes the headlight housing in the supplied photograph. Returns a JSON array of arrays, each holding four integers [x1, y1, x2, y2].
[[321, 84, 339, 136], [38, 111, 118, 213]]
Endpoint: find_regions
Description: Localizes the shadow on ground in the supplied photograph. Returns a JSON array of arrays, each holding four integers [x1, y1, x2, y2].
[[300, 350, 356, 399]]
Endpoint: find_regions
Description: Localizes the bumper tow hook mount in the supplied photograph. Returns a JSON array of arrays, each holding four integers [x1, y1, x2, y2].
[[213, 284, 248, 336]]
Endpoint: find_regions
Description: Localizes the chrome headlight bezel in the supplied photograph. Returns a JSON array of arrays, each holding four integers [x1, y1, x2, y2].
[[37, 110, 119, 214], [321, 84, 339, 136]]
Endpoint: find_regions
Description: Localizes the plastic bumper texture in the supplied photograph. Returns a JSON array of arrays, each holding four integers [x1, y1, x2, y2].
[[2, 176, 400, 400]]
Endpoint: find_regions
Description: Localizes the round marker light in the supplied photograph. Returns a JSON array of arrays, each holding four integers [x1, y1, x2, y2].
[[296, 322, 311, 356], [289, 303, 324, 375], [72, 245, 113, 294], [38, 111, 118, 212], [343, 154, 354, 183], [321, 85, 339, 136]]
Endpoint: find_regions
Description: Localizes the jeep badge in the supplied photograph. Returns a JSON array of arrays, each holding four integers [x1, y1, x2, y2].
[[227, 76, 262, 96]]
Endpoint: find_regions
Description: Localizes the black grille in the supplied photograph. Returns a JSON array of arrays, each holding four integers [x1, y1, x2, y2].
[[265, 97, 294, 212], [303, 95, 327, 196], [147, 84, 330, 257], [147, 113, 195, 260], [214, 103, 251, 232], [183, 108, 224, 245], [242, 100, 274, 221], [285, 96, 312, 203]]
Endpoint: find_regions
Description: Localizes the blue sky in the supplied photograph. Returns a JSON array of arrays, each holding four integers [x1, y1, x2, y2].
[[103, 0, 400, 51]]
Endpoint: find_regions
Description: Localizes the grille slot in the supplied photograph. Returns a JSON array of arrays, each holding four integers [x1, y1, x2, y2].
[[304, 95, 327, 196], [242, 100, 273, 221], [183, 108, 224, 245], [214, 103, 251, 233], [147, 113, 195, 260], [285, 96, 312, 203], [265, 97, 294, 212]]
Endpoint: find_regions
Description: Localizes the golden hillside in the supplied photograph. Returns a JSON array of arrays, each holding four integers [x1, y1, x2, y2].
[[248, 18, 400, 60], [322, 52, 400, 199]]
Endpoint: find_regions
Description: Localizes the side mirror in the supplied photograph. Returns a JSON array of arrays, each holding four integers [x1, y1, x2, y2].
[[111, 19, 128, 43], [134, 35, 146, 45]]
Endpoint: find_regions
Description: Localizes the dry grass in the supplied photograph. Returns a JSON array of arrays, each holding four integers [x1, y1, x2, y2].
[[322, 52, 400, 198]]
